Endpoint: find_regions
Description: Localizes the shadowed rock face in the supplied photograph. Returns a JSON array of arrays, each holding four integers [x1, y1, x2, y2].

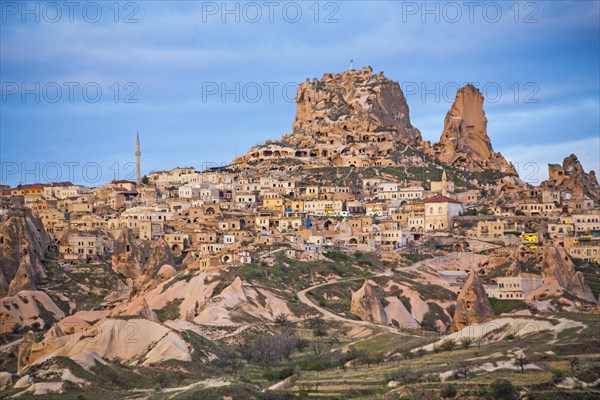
[[351, 279, 387, 324], [451, 271, 495, 332], [542, 154, 600, 200], [143, 238, 174, 281], [540, 245, 596, 303], [431, 84, 516, 174], [111, 228, 144, 278], [0, 208, 50, 296]]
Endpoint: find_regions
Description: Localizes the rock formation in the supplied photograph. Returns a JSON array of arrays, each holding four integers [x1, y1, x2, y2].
[[451, 271, 495, 332], [538, 245, 596, 303], [110, 228, 144, 278], [142, 238, 175, 281], [233, 67, 428, 169], [141, 298, 160, 323], [291, 66, 421, 143], [541, 154, 600, 200], [17, 331, 36, 372], [0, 290, 65, 334], [155, 264, 177, 282], [431, 84, 516, 174], [351, 279, 387, 324], [0, 207, 50, 296]]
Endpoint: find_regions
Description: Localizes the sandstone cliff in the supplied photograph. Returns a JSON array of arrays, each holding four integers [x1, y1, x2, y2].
[[351, 279, 387, 324], [431, 84, 516, 174], [542, 154, 600, 200], [0, 207, 50, 296], [451, 271, 495, 332]]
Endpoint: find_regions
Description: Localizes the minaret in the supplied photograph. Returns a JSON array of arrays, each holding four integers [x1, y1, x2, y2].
[[135, 132, 141, 186], [441, 169, 448, 196]]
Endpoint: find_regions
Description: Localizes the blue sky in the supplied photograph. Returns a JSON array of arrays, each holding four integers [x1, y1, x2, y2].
[[1, 0, 598, 187]]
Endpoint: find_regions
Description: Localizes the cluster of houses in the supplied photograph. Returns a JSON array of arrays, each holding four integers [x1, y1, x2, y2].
[[1, 161, 599, 276]]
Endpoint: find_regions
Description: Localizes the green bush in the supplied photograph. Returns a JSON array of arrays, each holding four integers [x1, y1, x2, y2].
[[440, 384, 457, 398], [440, 339, 456, 351], [491, 379, 518, 400]]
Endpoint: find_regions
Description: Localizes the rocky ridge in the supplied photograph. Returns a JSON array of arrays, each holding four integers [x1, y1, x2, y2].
[[541, 154, 600, 200]]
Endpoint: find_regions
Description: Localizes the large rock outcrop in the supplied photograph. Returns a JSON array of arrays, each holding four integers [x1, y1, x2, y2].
[[451, 272, 495, 332], [110, 228, 144, 278], [537, 245, 596, 303], [431, 84, 516, 174], [233, 67, 428, 169], [0, 290, 65, 334], [0, 207, 50, 296], [541, 154, 600, 200], [291, 66, 422, 143], [351, 279, 387, 324]]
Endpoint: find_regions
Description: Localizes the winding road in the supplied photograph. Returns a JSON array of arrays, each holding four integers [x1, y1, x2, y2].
[[296, 257, 433, 335]]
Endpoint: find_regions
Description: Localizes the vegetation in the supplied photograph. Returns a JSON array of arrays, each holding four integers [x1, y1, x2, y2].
[[489, 298, 530, 315]]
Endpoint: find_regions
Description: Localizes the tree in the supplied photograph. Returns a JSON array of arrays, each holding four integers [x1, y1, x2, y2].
[[441, 339, 456, 352], [513, 355, 529, 373], [491, 379, 518, 400], [307, 317, 327, 337], [568, 357, 580, 372], [460, 337, 472, 350], [274, 313, 289, 326], [401, 349, 414, 361], [311, 333, 339, 359], [453, 361, 473, 381], [440, 383, 457, 398], [241, 332, 299, 367]]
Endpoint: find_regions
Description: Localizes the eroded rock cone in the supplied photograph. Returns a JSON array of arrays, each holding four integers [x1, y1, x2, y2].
[[0, 207, 50, 296], [431, 84, 516, 174], [111, 228, 144, 278], [143, 238, 175, 281], [351, 279, 387, 324], [540, 245, 596, 303], [451, 271, 495, 332]]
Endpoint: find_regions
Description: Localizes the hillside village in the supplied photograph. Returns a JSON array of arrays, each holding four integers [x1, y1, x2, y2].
[[1, 67, 599, 399]]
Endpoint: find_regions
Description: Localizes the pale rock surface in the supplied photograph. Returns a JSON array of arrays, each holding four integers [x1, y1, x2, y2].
[[528, 245, 596, 303], [0, 291, 64, 334], [0, 371, 12, 391], [351, 279, 387, 324]]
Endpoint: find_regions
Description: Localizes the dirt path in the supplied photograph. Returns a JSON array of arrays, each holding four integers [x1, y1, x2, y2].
[[296, 260, 429, 335]]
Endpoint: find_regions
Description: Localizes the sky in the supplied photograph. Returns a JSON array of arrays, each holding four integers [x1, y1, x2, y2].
[[1, 0, 599, 187]]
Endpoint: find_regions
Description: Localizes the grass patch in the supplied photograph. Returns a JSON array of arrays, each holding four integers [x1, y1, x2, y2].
[[155, 298, 183, 322], [489, 298, 530, 315]]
